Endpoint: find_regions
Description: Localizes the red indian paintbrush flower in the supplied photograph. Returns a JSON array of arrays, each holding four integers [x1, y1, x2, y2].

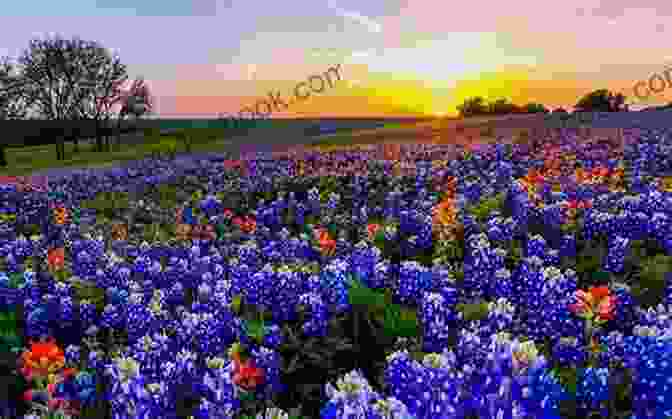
[[47, 247, 65, 271], [569, 286, 616, 325], [20, 338, 65, 379], [232, 357, 265, 390], [367, 223, 382, 240]]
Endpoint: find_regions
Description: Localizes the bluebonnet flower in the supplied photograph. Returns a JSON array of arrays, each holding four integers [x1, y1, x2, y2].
[[552, 336, 587, 366], [420, 291, 456, 353], [54, 370, 97, 408], [622, 335, 672, 419], [65, 344, 81, 367], [198, 356, 241, 418], [384, 349, 461, 419], [105, 355, 154, 419], [323, 369, 379, 419], [298, 292, 329, 337], [576, 367, 610, 417]]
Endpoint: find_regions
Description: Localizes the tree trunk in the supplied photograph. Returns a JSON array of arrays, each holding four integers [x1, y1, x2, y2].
[[56, 139, 65, 161], [73, 137, 79, 153], [95, 120, 103, 152], [116, 117, 123, 151]]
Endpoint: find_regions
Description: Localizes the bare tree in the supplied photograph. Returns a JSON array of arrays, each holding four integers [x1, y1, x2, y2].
[[14, 35, 124, 159], [0, 57, 27, 166], [114, 77, 154, 150], [73, 47, 128, 152]]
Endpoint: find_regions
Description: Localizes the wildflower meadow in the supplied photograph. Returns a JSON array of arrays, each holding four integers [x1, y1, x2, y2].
[[2, 124, 672, 419]]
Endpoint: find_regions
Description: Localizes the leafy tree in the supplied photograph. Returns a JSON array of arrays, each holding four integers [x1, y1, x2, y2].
[[114, 77, 153, 150], [73, 46, 128, 152], [522, 102, 549, 113], [458, 97, 544, 118], [457, 96, 487, 117], [575, 89, 627, 113], [14, 35, 107, 160], [487, 98, 520, 115], [0, 57, 27, 166]]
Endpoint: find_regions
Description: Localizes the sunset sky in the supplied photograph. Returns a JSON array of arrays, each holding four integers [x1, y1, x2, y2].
[[2, 0, 671, 118]]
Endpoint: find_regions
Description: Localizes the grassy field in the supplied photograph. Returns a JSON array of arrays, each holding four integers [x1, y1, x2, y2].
[[1, 114, 562, 176], [2, 129, 236, 176], [1, 121, 416, 176]]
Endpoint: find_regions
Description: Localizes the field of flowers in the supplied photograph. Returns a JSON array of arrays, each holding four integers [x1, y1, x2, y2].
[[1, 126, 672, 419]]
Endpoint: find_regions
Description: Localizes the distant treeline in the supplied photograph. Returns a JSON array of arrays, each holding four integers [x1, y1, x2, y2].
[[1, 117, 426, 148], [0, 120, 160, 147]]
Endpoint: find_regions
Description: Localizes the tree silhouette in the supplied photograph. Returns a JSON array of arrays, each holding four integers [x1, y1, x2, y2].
[[457, 97, 549, 117], [575, 89, 627, 112], [487, 98, 520, 115], [457, 97, 487, 117], [114, 77, 154, 150], [522, 103, 549, 113], [14, 35, 127, 159], [0, 57, 27, 166], [72, 46, 128, 153]]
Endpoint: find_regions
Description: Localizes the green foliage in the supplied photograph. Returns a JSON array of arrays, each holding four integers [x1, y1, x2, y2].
[[81, 191, 130, 215], [574, 242, 603, 276], [243, 318, 268, 344], [382, 303, 419, 338], [157, 184, 179, 208], [0, 310, 21, 353], [507, 240, 523, 265], [7, 272, 24, 289], [318, 176, 339, 201], [347, 277, 419, 338], [550, 366, 578, 395], [348, 276, 386, 309], [434, 240, 463, 261], [636, 254, 672, 306], [231, 294, 242, 314], [142, 222, 170, 243], [465, 192, 506, 223], [70, 278, 105, 311], [639, 254, 672, 283], [456, 301, 490, 322]]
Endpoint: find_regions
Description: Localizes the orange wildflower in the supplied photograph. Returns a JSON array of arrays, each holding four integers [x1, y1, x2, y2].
[[315, 228, 336, 256], [111, 223, 128, 241], [192, 224, 216, 241], [236, 217, 256, 234], [367, 223, 382, 241], [53, 206, 68, 225], [232, 357, 265, 391], [20, 338, 65, 379], [175, 223, 192, 241], [659, 177, 672, 193], [432, 199, 456, 226], [569, 286, 616, 325], [47, 247, 65, 271]]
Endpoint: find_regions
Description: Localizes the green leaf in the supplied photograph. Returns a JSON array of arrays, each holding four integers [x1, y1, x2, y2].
[[457, 302, 490, 322], [245, 319, 267, 342], [382, 305, 400, 336], [395, 306, 420, 337], [231, 294, 242, 313], [347, 277, 385, 309], [382, 303, 419, 338], [239, 390, 255, 402], [8, 272, 23, 288]]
